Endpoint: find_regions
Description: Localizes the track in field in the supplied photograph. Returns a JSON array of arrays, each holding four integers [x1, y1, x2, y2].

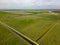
[[0, 20, 59, 45], [0, 21, 39, 45], [36, 21, 58, 42]]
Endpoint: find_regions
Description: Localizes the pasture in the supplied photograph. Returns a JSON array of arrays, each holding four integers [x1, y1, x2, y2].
[[0, 10, 60, 45]]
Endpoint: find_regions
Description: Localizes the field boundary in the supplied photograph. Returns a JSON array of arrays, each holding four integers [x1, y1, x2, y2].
[[0, 21, 39, 45], [36, 21, 58, 42]]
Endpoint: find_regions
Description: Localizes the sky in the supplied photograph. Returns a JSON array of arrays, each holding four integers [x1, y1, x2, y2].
[[0, 0, 60, 9]]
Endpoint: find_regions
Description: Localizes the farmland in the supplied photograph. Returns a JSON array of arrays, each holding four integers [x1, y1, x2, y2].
[[0, 23, 30, 45], [0, 10, 60, 45]]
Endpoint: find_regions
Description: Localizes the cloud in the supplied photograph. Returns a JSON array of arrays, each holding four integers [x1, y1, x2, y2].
[[0, 0, 37, 9], [0, 0, 60, 9]]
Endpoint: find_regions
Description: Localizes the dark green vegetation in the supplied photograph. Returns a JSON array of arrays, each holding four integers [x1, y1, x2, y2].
[[52, 11, 60, 13], [0, 10, 60, 45]]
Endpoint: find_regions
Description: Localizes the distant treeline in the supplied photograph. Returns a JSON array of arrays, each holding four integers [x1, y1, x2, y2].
[[52, 11, 60, 13]]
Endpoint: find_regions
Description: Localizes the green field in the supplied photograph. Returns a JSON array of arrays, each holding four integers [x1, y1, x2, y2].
[[0, 10, 60, 45], [0, 23, 30, 45]]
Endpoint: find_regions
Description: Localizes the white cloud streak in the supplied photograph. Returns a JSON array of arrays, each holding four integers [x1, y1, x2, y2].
[[0, 0, 60, 9]]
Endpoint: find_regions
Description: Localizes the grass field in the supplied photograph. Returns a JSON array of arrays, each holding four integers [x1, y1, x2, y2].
[[0, 23, 30, 45], [0, 10, 60, 45]]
